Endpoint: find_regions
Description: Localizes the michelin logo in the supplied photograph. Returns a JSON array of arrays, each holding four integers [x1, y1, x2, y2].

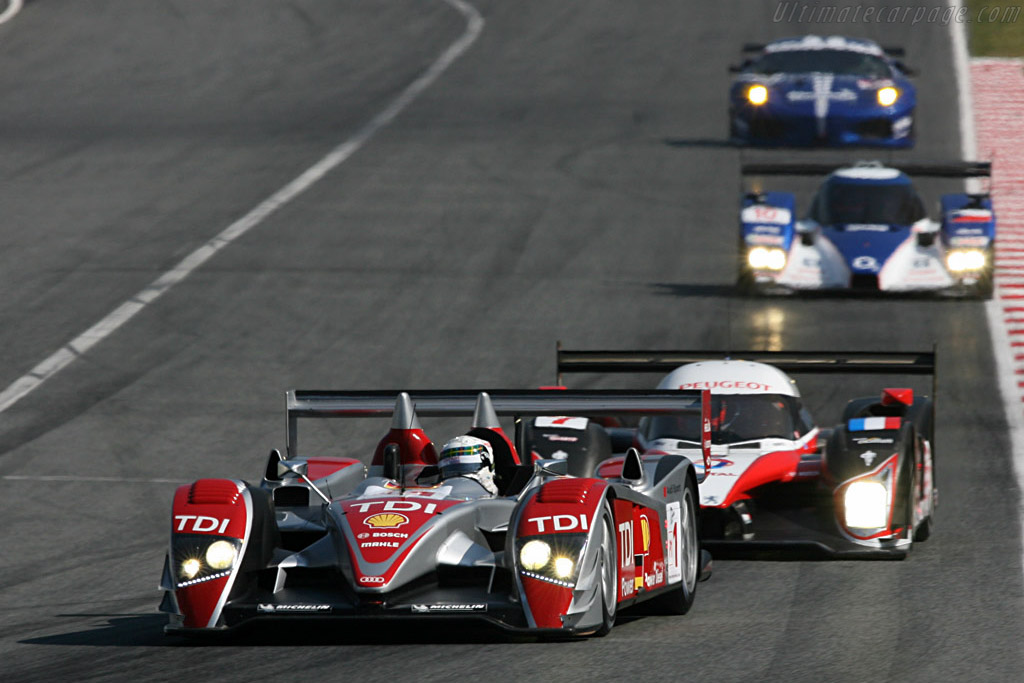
[[410, 604, 487, 613], [258, 604, 330, 613]]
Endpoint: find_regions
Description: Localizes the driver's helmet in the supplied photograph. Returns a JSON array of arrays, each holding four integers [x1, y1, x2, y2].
[[438, 435, 497, 495]]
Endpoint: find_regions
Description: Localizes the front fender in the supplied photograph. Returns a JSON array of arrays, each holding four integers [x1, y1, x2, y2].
[[509, 478, 610, 630]]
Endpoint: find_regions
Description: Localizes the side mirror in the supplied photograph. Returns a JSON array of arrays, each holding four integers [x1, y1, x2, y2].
[[383, 443, 402, 482], [621, 447, 645, 482], [913, 218, 939, 247], [894, 60, 915, 76], [277, 458, 309, 479], [795, 219, 819, 246]]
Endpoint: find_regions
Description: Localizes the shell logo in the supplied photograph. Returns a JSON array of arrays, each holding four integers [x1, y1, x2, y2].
[[640, 515, 651, 552], [365, 513, 409, 529]]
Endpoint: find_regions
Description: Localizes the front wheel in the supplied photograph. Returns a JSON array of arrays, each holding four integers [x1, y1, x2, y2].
[[651, 478, 699, 615], [593, 503, 618, 636]]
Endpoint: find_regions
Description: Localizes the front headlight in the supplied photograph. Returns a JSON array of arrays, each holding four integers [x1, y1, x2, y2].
[[519, 539, 551, 571], [173, 535, 242, 587], [553, 556, 575, 579], [844, 481, 889, 529], [748, 246, 787, 271], [205, 540, 238, 570], [947, 249, 986, 272], [877, 87, 899, 106], [516, 535, 587, 588], [747, 84, 768, 105]]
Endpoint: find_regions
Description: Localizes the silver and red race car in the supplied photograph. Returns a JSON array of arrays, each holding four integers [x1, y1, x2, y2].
[[556, 347, 937, 559], [159, 390, 713, 638]]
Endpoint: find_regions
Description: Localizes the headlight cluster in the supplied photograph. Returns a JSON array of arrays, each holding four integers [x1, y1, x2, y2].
[[877, 87, 899, 106], [516, 535, 587, 588], [840, 460, 895, 534], [173, 535, 241, 587], [844, 481, 889, 529], [946, 249, 987, 273], [746, 84, 768, 106], [747, 247, 787, 271]]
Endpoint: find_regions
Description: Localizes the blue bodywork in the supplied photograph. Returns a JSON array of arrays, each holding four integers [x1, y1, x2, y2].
[[739, 163, 995, 296], [730, 36, 916, 148]]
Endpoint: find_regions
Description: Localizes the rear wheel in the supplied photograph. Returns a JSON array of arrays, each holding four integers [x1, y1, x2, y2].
[[593, 504, 617, 636]]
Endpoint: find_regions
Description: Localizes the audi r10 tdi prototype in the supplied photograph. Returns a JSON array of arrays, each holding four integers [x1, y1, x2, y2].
[[555, 347, 937, 559], [739, 160, 995, 297], [729, 35, 916, 147], [159, 390, 713, 638]]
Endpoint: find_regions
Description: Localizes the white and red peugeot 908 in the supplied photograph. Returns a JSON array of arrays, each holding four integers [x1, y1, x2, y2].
[[556, 348, 937, 559]]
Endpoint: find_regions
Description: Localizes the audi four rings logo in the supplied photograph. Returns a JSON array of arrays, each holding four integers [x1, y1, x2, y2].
[[358, 576, 386, 585]]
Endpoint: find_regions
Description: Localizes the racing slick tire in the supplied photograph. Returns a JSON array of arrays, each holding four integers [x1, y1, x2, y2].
[[974, 268, 994, 300], [648, 477, 699, 615], [594, 502, 618, 636]]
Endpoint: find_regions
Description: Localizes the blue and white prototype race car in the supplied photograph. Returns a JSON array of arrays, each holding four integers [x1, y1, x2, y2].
[[738, 160, 995, 298], [729, 35, 916, 147]]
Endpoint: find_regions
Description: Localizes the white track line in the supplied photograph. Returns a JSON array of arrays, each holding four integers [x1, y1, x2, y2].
[[3, 474, 185, 484], [0, 0, 483, 415], [0, 0, 23, 25], [951, 7, 1024, 569]]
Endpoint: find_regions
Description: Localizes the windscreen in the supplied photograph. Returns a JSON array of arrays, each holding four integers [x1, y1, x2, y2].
[[643, 395, 802, 445], [810, 181, 925, 226], [748, 50, 892, 78]]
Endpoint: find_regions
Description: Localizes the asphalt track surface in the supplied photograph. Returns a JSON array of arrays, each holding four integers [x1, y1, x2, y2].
[[1, 1, 1021, 681]]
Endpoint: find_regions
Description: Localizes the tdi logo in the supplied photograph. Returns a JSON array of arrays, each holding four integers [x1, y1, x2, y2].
[[174, 515, 231, 534], [526, 514, 589, 533]]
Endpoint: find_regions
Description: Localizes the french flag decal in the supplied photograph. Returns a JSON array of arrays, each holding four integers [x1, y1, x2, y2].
[[848, 417, 902, 432]]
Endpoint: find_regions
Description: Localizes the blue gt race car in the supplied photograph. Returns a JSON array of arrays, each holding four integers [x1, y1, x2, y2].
[[737, 160, 995, 298], [729, 36, 916, 147]]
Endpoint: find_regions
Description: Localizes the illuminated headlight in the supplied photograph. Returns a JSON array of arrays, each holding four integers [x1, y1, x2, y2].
[[844, 481, 889, 529], [748, 246, 787, 271], [519, 539, 551, 571], [877, 87, 899, 106], [553, 556, 574, 579], [946, 249, 986, 272], [173, 535, 242, 587], [747, 84, 768, 105], [181, 558, 201, 579], [205, 540, 238, 570], [516, 535, 587, 588]]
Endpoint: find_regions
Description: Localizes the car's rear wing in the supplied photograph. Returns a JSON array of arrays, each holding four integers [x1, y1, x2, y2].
[[555, 346, 937, 407], [741, 161, 991, 179], [740, 43, 905, 58], [285, 389, 712, 471]]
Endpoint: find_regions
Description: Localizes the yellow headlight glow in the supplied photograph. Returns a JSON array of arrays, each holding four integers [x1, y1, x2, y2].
[[748, 247, 787, 271], [747, 84, 768, 106], [947, 249, 986, 272], [553, 557, 575, 579], [181, 558, 201, 579], [877, 87, 899, 106], [844, 481, 889, 529], [520, 540, 551, 571], [205, 540, 238, 570]]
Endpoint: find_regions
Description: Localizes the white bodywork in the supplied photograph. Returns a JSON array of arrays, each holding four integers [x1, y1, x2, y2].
[[657, 360, 800, 397]]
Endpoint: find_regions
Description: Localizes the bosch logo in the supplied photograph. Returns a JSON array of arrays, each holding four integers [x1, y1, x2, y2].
[[358, 576, 386, 585], [357, 533, 369, 539]]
